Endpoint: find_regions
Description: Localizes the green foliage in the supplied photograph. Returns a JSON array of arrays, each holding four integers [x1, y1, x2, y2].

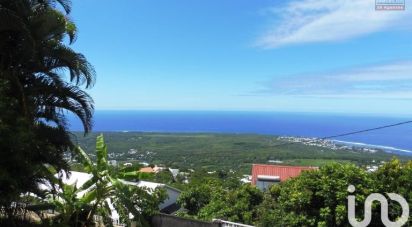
[[374, 159, 412, 226], [74, 132, 408, 174], [72, 135, 163, 226], [48, 182, 94, 226], [199, 184, 263, 225], [178, 185, 213, 215], [0, 0, 95, 222], [256, 160, 412, 227], [257, 163, 375, 227], [36, 135, 165, 226], [118, 171, 151, 181], [176, 170, 261, 225], [177, 182, 263, 225], [174, 159, 412, 226]]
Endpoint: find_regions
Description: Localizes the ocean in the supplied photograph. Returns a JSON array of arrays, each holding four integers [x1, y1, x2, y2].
[[68, 110, 412, 153]]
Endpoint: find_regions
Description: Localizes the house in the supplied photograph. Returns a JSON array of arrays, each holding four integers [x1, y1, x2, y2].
[[139, 166, 156, 173], [251, 164, 317, 191], [139, 165, 166, 173], [168, 168, 180, 179], [153, 165, 165, 173], [123, 162, 133, 167]]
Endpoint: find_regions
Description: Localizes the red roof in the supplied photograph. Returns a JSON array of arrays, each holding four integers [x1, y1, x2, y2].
[[139, 167, 155, 173], [251, 164, 317, 185]]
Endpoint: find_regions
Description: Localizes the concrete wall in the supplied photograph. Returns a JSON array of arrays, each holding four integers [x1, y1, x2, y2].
[[151, 214, 219, 227]]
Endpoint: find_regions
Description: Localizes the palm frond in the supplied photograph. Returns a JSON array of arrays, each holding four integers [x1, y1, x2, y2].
[[43, 43, 96, 88], [51, 0, 72, 14], [29, 76, 94, 132]]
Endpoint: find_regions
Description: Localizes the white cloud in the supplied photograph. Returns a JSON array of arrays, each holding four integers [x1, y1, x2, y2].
[[257, 0, 412, 48], [258, 61, 412, 99]]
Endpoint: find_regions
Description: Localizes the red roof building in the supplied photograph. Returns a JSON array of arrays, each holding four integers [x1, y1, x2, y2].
[[251, 164, 317, 190]]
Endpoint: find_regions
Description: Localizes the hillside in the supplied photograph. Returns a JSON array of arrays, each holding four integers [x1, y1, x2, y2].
[[72, 132, 409, 174]]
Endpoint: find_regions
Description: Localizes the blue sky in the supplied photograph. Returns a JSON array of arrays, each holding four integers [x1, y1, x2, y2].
[[70, 0, 412, 115]]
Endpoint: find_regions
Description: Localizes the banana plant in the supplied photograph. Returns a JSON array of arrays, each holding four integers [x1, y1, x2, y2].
[[37, 134, 164, 226], [73, 134, 164, 226], [49, 182, 93, 226]]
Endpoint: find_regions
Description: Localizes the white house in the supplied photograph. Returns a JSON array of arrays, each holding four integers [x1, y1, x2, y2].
[[168, 168, 180, 179]]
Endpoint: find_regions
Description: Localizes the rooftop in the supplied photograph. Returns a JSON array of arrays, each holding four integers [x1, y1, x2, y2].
[[139, 167, 155, 173], [251, 164, 317, 185]]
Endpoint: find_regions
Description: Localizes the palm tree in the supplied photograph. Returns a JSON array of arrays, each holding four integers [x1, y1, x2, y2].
[[0, 0, 96, 219], [0, 0, 95, 132]]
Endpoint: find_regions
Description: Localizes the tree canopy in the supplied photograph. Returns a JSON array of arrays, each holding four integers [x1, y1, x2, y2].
[[0, 0, 95, 223], [175, 159, 412, 227]]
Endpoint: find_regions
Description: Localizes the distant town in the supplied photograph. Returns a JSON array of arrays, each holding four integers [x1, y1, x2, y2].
[[278, 136, 381, 153]]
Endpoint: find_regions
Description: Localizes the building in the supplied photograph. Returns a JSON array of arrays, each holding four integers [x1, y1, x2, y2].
[[168, 168, 180, 179], [153, 165, 166, 173], [123, 162, 133, 167], [139, 166, 156, 173], [139, 165, 166, 173], [251, 164, 317, 191]]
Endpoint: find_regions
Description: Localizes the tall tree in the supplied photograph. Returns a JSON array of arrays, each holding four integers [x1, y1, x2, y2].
[[0, 0, 95, 218]]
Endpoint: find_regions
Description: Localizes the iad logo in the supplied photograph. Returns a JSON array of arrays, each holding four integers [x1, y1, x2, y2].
[[347, 185, 409, 227]]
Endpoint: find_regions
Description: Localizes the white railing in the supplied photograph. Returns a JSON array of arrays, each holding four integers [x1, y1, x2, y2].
[[213, 219, 255, 227]]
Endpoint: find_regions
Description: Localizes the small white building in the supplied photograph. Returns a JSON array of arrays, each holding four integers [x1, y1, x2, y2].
[[139, 161, 149, 166], [153, 165, 165, 173], [168, 168, 180, 179]]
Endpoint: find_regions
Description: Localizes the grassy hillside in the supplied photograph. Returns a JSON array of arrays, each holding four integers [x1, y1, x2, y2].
[[72, 132, 409, 174]]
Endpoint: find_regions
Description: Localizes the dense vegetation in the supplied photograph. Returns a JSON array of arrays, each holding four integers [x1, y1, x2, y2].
[[175, 159, 412, 227], [0, 1, 165, 226], [73, 132, 409, 174], [0, 0, 95, 223], [54, 135, 165, 226]]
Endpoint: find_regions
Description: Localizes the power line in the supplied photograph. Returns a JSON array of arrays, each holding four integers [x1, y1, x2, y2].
[[272, 120, 412, 148]]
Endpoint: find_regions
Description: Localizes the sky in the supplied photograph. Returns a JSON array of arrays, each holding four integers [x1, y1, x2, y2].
[[69, 0, 412, 116]]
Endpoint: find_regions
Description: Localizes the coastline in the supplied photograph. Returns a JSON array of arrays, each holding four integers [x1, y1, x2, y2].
[[332, 139, 412, 154], [73, 129, 412, 156]]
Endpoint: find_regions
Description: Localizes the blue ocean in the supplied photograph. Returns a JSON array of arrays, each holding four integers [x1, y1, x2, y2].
[[68, 111, 412, 152]]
